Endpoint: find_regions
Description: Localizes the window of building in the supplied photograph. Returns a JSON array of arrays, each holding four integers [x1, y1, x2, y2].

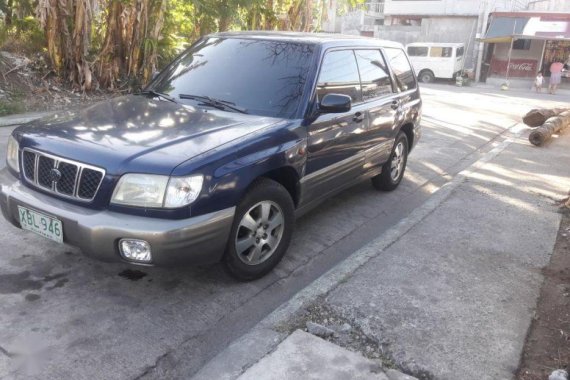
[[384, 48, 417, 92], [317, 50, 362, 103], [354, 50, 393, 100], [513, 39, 531, 50], [391, 17, 421, 26], [407, 46, 428, 57], [429, 46, 453, 58]]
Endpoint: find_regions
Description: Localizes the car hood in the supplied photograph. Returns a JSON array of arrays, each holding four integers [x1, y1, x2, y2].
[[15, 95, 280, 175]]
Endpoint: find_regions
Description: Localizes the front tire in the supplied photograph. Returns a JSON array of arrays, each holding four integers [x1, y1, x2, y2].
[[223, 178, 295, 281], [372, 132, 409, 192]]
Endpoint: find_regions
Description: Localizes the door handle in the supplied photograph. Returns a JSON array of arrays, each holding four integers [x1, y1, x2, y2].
[[353, 112, 364, 123], [391, 100, 399, 110]]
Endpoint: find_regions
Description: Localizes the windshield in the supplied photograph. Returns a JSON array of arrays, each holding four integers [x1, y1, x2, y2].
[[149, 37, 316, 119]]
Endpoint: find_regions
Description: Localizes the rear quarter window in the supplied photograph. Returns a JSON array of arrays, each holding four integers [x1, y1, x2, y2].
[[384, 48, 417, 92], [407, 46, 428, 57]]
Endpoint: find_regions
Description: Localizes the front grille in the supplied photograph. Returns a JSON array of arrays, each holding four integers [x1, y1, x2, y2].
[[78, 169, 104, 199], [38, 156, 55, 188], [23, 151, 36, 181], [56, 162, 78, 195], [22, 149, 105, 202]]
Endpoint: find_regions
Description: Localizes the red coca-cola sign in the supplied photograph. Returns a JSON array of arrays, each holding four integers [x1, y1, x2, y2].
[[490, 58, 538, 78]]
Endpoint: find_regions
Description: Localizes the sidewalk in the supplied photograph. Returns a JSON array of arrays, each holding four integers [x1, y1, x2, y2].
[[193, 125, 570, 380], [0, 111, 53, 127]]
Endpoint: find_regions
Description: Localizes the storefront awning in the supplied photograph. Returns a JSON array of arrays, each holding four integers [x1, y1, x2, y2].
[[480, 13, 570, 42]]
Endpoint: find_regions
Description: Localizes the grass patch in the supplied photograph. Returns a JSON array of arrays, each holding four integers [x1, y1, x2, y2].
[[0, 100, 24, 116]]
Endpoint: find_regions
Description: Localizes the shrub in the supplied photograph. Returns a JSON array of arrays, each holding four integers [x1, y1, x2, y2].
[[0, 17, 45, 55]]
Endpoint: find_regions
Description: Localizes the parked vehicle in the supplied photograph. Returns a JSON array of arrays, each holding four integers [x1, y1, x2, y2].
[[406, 42, 465, 83], [1, 32, 422, 280]]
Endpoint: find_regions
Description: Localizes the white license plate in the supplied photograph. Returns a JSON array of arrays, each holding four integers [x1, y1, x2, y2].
[[18, 206, 63, 244]]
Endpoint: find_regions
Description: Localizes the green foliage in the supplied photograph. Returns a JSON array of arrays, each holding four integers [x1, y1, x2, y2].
[[0, 16, 45, 54], [336, 0, 366, 17], [0, 100, 23, 116], [1, 0, 361, 89]]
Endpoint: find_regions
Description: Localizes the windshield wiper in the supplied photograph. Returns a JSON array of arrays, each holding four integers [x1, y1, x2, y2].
[[179, 94, 248, 114], [139, 90, 179, 105]]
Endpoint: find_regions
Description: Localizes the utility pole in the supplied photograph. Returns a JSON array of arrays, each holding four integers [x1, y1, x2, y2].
[[475, 0, 491, 83]]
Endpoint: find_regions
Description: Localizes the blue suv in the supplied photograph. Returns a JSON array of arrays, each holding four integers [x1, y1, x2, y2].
[[1, 32, 421, 280]]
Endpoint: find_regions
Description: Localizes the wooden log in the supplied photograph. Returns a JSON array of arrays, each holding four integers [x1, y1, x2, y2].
[[529, 111, 570, 146], [523, 108, 566, 127]]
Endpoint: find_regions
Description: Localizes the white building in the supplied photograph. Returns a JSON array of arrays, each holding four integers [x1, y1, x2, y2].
[[326, 0, 531, 71], [527, 0, 570, 11]]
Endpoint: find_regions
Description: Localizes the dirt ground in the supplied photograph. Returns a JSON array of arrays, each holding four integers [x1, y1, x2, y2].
[[0, 50, 115, 116], [517, 205, 570, 380]]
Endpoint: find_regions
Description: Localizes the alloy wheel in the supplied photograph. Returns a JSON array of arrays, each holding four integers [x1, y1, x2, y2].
[[235, 200, 285, 265], [390, 141, 405, 181]]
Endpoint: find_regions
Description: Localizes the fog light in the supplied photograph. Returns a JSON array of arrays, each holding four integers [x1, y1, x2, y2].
[[119, 239, 152, 263]]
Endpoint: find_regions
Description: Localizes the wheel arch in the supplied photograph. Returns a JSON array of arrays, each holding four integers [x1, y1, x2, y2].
[[418, 69, 435, 82], [399, 122, 415, 152], [257, 166, 301, 207]]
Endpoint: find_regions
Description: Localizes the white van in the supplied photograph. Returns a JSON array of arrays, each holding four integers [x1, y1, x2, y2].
[[405, 43, 465, 83]]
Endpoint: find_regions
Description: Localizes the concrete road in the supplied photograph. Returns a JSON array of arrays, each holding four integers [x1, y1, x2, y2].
[[0, 85, 566, 379]]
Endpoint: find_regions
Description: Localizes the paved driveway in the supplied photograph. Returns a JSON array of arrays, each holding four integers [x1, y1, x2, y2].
[[0, 85, 566, 379]]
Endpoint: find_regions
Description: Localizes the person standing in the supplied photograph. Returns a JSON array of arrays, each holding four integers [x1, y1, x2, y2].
[[534, 72, 543, 93], [549, 60, 564, 95]]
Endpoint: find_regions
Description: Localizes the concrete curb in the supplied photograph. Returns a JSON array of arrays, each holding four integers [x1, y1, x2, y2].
[[192, 123, 526, 380], [0, 111, 53, 127]]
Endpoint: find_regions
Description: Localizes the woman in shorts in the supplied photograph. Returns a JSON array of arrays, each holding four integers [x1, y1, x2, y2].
[[549, 61, 564, 95]]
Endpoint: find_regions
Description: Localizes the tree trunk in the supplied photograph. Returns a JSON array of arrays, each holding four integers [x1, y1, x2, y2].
[[303, 0, 313, 31], [529, 111, 570, 146], [96, 0, 125, 89], [37, 0, 93, 90], [523, 108, 567, 128], [264, 0, 273, 30], [218, 14, 231, 31], [141, 0, 165, 83], [4, 0, 13, 25], [96, 0, 167, 89]]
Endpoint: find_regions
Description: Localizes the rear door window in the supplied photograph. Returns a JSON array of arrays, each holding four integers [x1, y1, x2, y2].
[[354, 50, 393, 100], [456, 46, 464, 57], [384, 48, 417, 92], [317, 50, 362, 103], [429, 46, 453, 58]]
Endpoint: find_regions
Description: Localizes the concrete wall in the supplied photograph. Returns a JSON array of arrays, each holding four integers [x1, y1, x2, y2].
[[384, 0, 520, 16], [383, 0, 479, 16], [492, 39, 545, 61], [340, 11, 365, 35], [376, 16, 479, 68], [382, 0, 515, 16], [321, 0, 338, 33], [527, 0, 570, 11]]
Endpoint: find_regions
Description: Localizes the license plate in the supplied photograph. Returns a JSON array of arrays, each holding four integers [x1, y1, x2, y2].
[[17, 206, 63, 244]]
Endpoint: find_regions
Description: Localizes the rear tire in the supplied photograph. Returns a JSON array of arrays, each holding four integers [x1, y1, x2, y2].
[[372, 132, 409, 192], [223, 178, 295, 281], [419, 70, 435, 83]]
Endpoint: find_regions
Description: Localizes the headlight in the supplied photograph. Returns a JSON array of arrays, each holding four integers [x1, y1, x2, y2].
[[111, 174, 203, 208], [7, 135, 19, 173]]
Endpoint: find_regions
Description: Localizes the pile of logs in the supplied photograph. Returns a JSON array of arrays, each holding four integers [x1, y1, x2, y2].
[[523, 108, 570, 146]]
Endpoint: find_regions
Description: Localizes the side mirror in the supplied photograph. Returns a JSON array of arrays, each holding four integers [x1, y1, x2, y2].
[[319, 94, 352, 114], [151, 71, 160, 81]]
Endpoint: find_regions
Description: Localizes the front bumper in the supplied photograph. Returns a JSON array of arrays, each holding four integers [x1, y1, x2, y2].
[[0, 168, 235, 266]]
